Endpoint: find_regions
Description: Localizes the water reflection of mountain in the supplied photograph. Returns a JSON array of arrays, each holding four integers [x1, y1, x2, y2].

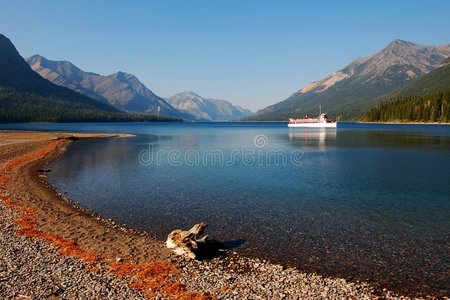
[[50, 136, 148, 180]]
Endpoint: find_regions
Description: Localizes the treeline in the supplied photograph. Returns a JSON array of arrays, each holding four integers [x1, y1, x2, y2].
[[364, 90, 450, 123], [0, 88, 180, 123]]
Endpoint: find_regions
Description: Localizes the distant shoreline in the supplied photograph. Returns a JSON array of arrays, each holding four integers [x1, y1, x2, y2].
[[2, 120, 448, 125], [355, 121, 450, 125]]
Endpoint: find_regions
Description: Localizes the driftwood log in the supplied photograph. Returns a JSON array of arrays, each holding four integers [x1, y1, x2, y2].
[[166, 222, 224, 259]]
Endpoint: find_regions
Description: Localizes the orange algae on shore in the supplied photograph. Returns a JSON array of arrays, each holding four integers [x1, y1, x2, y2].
[[14, 205, 100, 263], [0, 136, 211, 300], [3, 139, 64, 173], [0, 139, 65, 205], [109, 261, 212, 300], [0, 139, 100, 262]]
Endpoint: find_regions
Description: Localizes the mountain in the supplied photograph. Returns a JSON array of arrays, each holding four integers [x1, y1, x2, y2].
[[252, 39, 450, 120], [364, 56, 450, 123], [0, 34, 177, 122], [0, 34, 116, 112], [167, 91, 253, 121], [27, 55, 195, 120], [380, 56, 450, 98]]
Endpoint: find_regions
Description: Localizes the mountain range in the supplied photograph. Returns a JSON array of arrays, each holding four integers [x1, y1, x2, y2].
[[26, 55, 195, 120], [167, 91, 252, 121], [2, 31, 449, 123], [0, 34, 164, 122], [0, 34, 116, 113], [252, 39, 450, 120], [27, 55, 252, 122], [0, 34, 180, 122]]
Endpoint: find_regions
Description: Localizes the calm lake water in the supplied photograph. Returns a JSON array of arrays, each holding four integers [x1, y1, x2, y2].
[[2, 122, 449, 296]]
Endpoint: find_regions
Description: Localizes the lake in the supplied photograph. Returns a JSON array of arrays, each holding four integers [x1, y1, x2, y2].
[[1, 122, 449, 297]]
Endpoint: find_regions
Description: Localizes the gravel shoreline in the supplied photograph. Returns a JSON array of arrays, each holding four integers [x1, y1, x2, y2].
[[0, 131, 438, 299], [0, 200, 146, 300], [173, 252, 421, 299]]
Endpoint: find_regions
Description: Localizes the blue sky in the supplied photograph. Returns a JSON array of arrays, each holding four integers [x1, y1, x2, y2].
[[1, 0, 450, 110]]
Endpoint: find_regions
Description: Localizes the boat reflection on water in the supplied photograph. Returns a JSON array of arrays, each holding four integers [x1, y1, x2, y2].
[[288, 128, 337, 149]]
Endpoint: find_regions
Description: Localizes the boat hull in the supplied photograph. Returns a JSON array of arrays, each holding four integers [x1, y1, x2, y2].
[[288, 122, 337, 128]]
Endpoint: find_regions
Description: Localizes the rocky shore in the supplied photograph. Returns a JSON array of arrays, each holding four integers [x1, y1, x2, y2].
[[0, 131, 434, 299], [0, 199, 145, 299]]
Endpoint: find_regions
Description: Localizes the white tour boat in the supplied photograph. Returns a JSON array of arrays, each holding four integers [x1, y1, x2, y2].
[[288, 107, 337, 128]]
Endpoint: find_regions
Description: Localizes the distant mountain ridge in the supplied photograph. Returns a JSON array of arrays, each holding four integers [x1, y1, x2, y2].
[[27, 55, 195, 120], [0, 35, 115, 112], [252, 39, 450, 120], [0, 33, 175, 122], [167, 91, 252, 121]]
